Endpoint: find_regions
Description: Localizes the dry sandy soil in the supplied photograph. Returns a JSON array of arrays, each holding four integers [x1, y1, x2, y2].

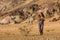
[[0, 0, 60, 40], [0, 19, 60, 40]]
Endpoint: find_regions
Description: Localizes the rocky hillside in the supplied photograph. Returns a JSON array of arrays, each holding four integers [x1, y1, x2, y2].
[[0, 0, 60, 24]]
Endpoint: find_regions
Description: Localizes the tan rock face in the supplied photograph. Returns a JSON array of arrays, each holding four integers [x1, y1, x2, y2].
[[0, 0, 60, 24], [0, 0, 26, 13]]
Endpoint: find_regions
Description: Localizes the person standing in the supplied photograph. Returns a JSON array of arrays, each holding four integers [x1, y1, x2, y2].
[[38, 12, 45, 35]]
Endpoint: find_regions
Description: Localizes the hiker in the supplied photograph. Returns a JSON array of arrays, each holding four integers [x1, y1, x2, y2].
[[38, 12, 45, 35]]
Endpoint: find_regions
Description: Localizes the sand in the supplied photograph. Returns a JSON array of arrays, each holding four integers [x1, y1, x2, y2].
[[0, 20, 59, 40]]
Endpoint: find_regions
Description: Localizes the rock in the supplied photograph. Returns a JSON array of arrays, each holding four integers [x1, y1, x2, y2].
[[14, 15, 21, 23], [0, 16, 11, 24], [49, 18, 57, 22], [23, 17, 33, 23], [10, 19, 15, 24], [0, 16, 16, 24]]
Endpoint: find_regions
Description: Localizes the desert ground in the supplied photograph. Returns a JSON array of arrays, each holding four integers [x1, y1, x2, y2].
[[0, 0, 60, 40], [0, 19, 60, 40]]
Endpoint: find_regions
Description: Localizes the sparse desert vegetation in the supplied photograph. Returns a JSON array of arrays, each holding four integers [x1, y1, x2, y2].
[[0, 0, 60, 40]]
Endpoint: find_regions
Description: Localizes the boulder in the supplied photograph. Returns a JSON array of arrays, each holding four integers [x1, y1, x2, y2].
[[14, 15, 22, 23], [23, 17, 33, 23], [0, 16, 11, 24]]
